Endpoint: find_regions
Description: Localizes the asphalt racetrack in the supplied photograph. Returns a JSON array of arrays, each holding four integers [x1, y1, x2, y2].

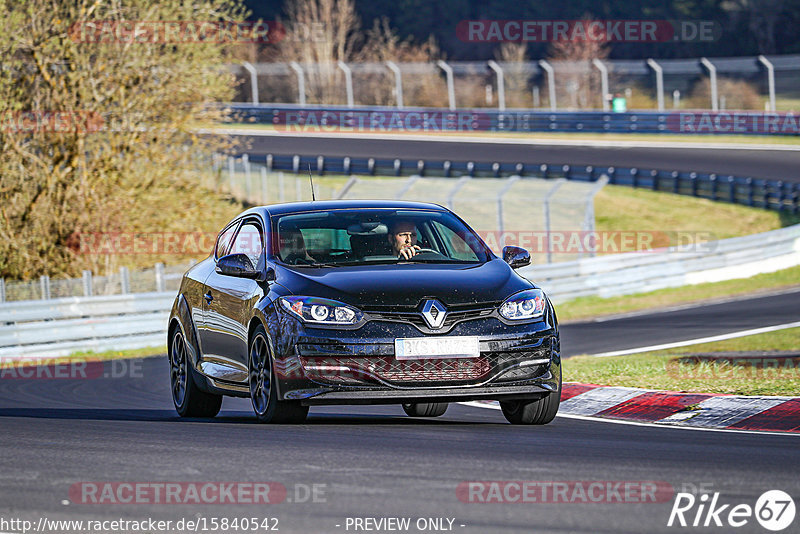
[[236, 131, 800, 182], [1, 291, 798, 534], [2, 134, 798, 533]]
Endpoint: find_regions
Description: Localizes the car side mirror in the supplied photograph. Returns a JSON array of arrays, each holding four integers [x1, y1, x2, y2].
[[216, 253, 259, 279], [502, 246, 531, 269]]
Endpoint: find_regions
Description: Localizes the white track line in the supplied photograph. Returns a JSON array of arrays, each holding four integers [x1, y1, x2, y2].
[[203, 128, 800, 152], [587, 321, 800, 358], [459, 401, 799, 436]]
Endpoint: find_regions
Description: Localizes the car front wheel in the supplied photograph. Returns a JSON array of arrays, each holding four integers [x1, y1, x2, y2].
[[500, 386, 560, 425], [249, 324, 308, 424], [170, 328, 222, 418], [402, 402, 448, 417]]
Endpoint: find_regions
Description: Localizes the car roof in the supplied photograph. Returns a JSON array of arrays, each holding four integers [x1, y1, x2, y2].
[[247, 200, 450, 218]]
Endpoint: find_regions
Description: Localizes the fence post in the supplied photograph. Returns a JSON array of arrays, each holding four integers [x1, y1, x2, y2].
[[746, 177, 754, 206], [289, 61, 306, 106], [758, 55, 776, 112], [243, 153, 251, 200], [241, 62, 259, 104], [646, 59, 664, 112], [437, 60, 456, 111], [40, 275, 50, 300], [120, 267, 130, 294], [650, 170, 659, 191], [386, 61, 404, 109], [496, 175, 520, 236], [0, 278, 5, 303], [261, 167, 268, 204], [592, 59, 609, 111], [690, 172, 698, 197], [487, 60, 505, 111], [278, 171, 285, 202], [538, 60, 556, 111], [543, 179, 566, 264], [700, 58, 718, 111], [82, 270, 93, 297], [227, 156, 235, 195], [631, 168, 639, 188], [672, 171, 680, 194], [155, 263, 165, 293], [338, 60, 354, 108], [584, 176, 609, 258]]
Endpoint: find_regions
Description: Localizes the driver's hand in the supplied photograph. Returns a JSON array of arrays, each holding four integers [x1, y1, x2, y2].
[[398, 245, 421, 260]]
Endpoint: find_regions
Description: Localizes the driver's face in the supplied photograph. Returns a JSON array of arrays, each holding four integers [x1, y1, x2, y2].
[[389, 222, 417, 254]]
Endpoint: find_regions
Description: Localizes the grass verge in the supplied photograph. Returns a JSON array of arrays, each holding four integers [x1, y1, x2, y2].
[[565, 328, 800, 396]]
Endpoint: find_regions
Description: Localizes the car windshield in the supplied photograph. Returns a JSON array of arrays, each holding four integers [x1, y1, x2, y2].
[[272, 209, 491, 266]]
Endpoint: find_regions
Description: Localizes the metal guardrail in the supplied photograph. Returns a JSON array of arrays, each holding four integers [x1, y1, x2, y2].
[[238, 152, 799, 213], [2, 224, 798, 359], [230, 103, 800, 136], [0, 293, 173, 359]]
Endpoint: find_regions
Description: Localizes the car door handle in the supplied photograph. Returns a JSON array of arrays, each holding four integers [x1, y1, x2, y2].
[[204, 291, 213, 304]]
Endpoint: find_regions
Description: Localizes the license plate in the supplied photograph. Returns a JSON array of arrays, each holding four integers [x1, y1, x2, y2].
[[394, 336, 480, 360]]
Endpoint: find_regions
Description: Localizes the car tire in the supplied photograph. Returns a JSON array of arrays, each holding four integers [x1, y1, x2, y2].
[[170, 328, 222, 418], [249, 324, 309, 424], [500, 381, 561, 425], [402, 402, 448, 417]]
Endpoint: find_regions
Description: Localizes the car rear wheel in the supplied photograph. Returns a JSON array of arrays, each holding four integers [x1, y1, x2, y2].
[[249, 324, 308, 424], [500, 385, 560, 425], [170, 328, 222, 418], [402, 402, 448, 417]]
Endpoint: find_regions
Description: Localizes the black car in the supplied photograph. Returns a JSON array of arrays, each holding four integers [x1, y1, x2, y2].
[[167, 200, 561, 424]]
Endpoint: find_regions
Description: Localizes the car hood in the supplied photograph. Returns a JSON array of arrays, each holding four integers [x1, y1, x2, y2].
[[274, 259, 533, 308]]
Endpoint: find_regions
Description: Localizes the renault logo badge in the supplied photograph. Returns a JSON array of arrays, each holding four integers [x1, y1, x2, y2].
[[421, 299, 447, 329]]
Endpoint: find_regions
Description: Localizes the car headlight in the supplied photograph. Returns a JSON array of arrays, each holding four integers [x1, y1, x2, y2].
[[499, 289, 546, 321], [279, 296, 362, 325]]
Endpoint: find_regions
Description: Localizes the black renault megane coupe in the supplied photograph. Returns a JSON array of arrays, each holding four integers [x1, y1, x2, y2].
[[167, 200, 561, 424]]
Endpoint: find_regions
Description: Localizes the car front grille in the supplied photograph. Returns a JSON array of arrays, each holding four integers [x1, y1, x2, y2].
[[365, 304, 497, 333], [298, 349, 549, 388]]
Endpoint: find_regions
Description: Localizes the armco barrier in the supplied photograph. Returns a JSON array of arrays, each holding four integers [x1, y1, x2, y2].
[[1, 225, 798, 359], [247, 153, 798, 213], [230, 103, 800, 136]]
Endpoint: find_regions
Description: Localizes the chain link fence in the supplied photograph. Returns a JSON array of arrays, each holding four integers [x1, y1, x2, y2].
[[231, 54, 800, 111]]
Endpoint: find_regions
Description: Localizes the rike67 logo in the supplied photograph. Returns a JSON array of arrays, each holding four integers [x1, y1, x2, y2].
[[668, 490, 795, 531]]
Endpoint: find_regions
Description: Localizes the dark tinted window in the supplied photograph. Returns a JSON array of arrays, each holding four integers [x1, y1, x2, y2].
[[272, 209, 490, 266]]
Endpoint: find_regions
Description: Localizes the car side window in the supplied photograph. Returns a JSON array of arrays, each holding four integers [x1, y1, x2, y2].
[[229, 221, 264, 268], [215, 222, 239, 259], [432, 221, 480, 261]]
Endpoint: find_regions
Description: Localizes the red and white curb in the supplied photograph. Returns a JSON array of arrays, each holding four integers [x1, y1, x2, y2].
[[469, 383, 800, 433]]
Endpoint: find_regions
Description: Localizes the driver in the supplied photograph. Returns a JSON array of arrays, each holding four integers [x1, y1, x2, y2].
[[278, 225, 316, 265], [388, 219, 421, 259]]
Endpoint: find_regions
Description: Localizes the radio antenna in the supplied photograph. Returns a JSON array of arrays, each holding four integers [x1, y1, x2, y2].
[[307, 164, 316, 201]]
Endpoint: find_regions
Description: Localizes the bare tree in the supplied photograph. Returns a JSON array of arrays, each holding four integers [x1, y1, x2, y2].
[[279, 0, 361, 104], [547, 18, 610, 109]]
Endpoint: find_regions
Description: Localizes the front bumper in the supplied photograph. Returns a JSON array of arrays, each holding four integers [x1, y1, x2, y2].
[[272, 313, 561, 404]]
